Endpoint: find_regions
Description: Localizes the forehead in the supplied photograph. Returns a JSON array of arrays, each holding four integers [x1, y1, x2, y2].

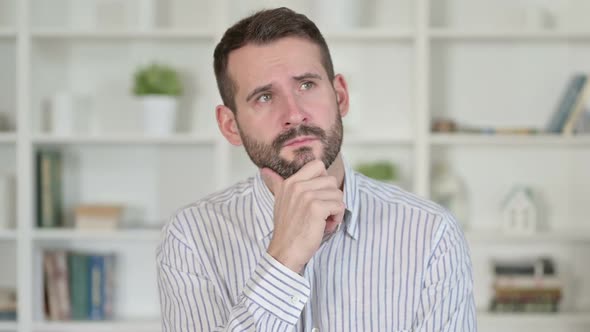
[[227, 37, 326, 95]]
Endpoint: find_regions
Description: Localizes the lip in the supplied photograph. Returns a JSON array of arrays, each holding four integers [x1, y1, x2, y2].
[[284, 136, 317, 147]]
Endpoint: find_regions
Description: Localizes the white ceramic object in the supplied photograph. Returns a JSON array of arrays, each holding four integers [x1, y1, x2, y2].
[[49, 92, 76, 135], [137, 0, 156, 30], [312, 0, 361, 29], [141, 95, 178, 136]]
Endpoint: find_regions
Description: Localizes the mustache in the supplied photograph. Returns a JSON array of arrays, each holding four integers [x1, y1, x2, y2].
[[272, 125, 326, 151]]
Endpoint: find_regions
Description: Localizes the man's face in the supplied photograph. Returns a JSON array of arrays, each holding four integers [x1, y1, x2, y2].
[[225, 37, 347, 178]]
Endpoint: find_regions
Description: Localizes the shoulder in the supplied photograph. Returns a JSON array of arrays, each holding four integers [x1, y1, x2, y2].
[[355, 172, 463, 241], [159, 177, 255, 248]]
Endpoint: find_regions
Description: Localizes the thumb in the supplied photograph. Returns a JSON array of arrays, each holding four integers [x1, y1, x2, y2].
[[261, 167, 284, 194]]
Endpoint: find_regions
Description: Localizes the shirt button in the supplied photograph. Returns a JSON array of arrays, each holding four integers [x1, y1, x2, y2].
[[312, 328, 319, 332], [289, 295, 299, 305]]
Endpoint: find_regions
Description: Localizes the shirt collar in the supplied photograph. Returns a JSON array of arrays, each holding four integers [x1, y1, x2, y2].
[[252, 157, 360, 241]]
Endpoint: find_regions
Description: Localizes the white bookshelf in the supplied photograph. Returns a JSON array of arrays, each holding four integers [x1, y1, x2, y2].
[[0, 322, 17, 332], [31, 133, 217, 146], [465, 230, 590, 244], [0, 30, 15, 39], [0, 134, 16, 144], [31, 229, 161, 242], [476, 311, 590, 325], [431, 133, 590, 147], [30, 29, 215, 41], [32, 319, 160, 332], [0, 230, 16, 241], [1, 0, 589, 331], [430, 28, 590, 40]]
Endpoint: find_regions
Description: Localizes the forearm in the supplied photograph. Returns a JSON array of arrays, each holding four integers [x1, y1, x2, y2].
[[158, 251, 310, 331]]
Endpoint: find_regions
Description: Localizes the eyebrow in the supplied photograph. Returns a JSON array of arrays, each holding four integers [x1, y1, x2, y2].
[[245, 72, 323, 103]]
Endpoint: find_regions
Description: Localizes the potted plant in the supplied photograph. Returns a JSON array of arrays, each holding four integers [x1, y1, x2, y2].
[[355, 161, 398, 184], [133, 62, 183, 135]]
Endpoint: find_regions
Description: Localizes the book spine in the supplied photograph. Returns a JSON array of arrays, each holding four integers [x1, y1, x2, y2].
[[563, 80, 590, 134], [68, 253, 89, 320], [43, 252, 60, 320], [54, 251, 71, 320], [88, 255, 105, 320], [547, 74, 587, 133]]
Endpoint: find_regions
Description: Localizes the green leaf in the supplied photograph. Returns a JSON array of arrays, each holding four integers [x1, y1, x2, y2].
[[132, 62, 183, 96]]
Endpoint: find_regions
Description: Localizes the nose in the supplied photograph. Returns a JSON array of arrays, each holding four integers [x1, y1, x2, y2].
[[281, 93, 308, 129]]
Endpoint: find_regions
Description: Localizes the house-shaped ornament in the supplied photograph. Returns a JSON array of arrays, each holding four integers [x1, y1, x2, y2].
[[501, 186, 538, 235]]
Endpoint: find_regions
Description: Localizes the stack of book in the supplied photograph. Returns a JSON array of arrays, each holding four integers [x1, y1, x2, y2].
[[490, 257, 562, 313], [43, 250, 115, 321], [0, 288, 16, 321]]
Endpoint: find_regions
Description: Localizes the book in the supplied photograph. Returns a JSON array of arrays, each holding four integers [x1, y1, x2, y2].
[[493, 257, 555, 276], [74, 205, 123, 230], [563, 77, 590, 134], [43, 252, 61, 320], [67, 252, 90, 320], [0, 288, 16, 321], [44, 251, 71, 321], [546, 74, 587, 133], [493, 275, 562, 289], [36, 150, 63, 228]]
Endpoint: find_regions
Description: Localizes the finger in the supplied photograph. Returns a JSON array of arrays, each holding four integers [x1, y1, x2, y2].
[[304, 189, 343, 202], [311, 200, 346, 220], [261, 167, 284, 194], [295, 176, 340, 193], [289, 159, 327, 182], [325, 208, 345, 234]]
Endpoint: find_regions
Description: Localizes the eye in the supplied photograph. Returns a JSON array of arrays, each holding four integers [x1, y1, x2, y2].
[[300, 81, 315, 90], [257, 93, 272, 103]]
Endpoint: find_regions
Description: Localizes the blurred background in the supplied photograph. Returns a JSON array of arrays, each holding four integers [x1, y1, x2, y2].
[[1, 0, 589, 331]]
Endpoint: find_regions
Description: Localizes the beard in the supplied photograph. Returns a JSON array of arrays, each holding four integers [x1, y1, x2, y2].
[[238, 111, 343, 179]]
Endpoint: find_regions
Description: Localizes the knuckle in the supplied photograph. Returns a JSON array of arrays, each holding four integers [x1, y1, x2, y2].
[[309, 200, 322, 212], [301, 190, 314, 202], [328, 176, 338, 187]]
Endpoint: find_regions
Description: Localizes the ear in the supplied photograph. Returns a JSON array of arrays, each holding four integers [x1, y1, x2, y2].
[[332, 74, 350, 118], [216, 105, 243, 146]]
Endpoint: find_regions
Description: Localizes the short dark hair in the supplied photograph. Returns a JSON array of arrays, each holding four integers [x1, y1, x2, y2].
[[213, 7, 335, 112]]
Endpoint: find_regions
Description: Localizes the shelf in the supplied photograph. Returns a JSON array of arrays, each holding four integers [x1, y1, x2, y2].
[[344, 133, 412, 145], [31, 29, 215, 40], [0, 29, 15, 39], [32, 319, 160, 332], [430, 133, 590, 147], [0, 230, 17, 241], [32, 229, 161, 242], [324, 28, 413, 41], [465, 230, 590, 244], [0, 133, 16, 144], [32, 134, 217, 146], [0, 321, 17, 331], [477, 311, 590, 325], [430, 29, 590, 41]]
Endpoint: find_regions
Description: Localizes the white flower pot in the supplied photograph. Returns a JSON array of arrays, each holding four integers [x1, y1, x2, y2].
[[140, 95, 178, 136]]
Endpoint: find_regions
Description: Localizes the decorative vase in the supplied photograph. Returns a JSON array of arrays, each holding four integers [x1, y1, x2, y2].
[[311, 0, 361, 29], [47, 92, 76, 135], [140, 95, 178, 136]]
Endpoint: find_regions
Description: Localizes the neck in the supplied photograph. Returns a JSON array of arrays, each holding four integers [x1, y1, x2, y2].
[[327, 154, 345, 191]]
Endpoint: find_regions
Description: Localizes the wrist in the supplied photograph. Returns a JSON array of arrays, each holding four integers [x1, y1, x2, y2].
[[267, 247, 304, 274]]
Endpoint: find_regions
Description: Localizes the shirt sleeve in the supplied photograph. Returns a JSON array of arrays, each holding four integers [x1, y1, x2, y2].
[[156, 217, 311, 331], [412, 213, 478, 332]]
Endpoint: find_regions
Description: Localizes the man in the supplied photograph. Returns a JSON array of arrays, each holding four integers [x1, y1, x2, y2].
[[157, 7, 476, 332]]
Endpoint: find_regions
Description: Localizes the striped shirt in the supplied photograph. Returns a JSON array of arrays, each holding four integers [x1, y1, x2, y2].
[[157, 159, 477, 331]]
